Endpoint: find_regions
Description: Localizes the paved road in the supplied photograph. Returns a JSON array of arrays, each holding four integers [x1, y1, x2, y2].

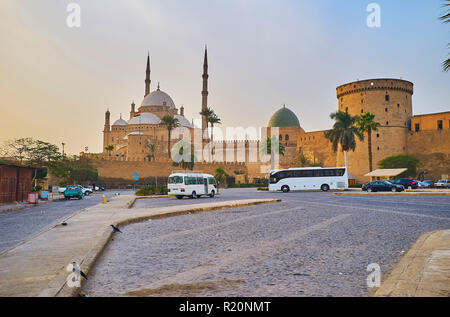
[[82, 189, 450, 297], [0, 190, 134, 252]]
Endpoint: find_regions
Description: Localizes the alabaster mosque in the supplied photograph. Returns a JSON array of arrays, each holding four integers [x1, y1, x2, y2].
[[99, 48, 450, 183]]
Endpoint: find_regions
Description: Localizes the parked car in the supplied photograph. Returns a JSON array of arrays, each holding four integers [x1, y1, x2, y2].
[[435, 180, 450, 189], [419, 180, 434, 188], [81, 186, 93, 196], [89, 185, 105, 191], [362, 181, 405, 192], [64, 185, 83, 200], [58, 187, 67, 194], [391, 178, 419, 189]]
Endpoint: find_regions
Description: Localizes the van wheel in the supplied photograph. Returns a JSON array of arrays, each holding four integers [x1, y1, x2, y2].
[[321, 184, 330, 192], [209, 190, 215, 198], [281, 185, 290, 193], [176, 195, 183, 199], [191, 191, 197, 199]]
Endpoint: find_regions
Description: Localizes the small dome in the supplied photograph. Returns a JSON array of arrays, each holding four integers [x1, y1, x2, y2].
[[141, 88, 175, 108], [128, 113, 161, 125], [112, 118, 128, 126], [174, 114, 194, 128], [123, 132, 145, 140], [268, 105, 300, 127]]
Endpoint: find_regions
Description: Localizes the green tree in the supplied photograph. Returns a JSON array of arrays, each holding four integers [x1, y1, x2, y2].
[[378, 155, 420, 178], [1, 138, 35, 163], [199, 107, 214, 139], [160, 115, 179, 158], [261, 136, 286, 170], [171, 139, 196, 170], [208, 112, 221, 142], [324, 111, 364, 167], [440, 0, 450, 71], [214, 166, 229, 192], [105, 145, 114, 156], [145, 141, 157, 162], [357, 112, 380, 172]]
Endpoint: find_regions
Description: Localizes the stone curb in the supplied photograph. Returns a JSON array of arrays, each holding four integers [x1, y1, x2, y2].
[[374, 230, 450, 297], [333, 192, 450, 196], [39, 198, 281, 297]]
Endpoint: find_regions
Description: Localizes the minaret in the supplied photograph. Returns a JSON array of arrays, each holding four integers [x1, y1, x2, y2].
[[104, 109, 111, 132], [130, 101, 136, 119], [145, 52, 151, 97], [201, 46, 209, 139]]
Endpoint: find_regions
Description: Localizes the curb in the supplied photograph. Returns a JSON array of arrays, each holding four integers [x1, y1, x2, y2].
[[40, 198, 281, 297], [374, 230, 450, 297], [333, 192, 450, 196]]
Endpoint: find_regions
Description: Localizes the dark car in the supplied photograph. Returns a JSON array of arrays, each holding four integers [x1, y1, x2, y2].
[[391, 178, 419, 189], [362, 181, 405, 192], [419, 180, 434, 188]]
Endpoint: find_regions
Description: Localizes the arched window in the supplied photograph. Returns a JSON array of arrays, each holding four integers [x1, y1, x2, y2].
[[285, 134, 289, 141], [279, 135, 282, 141]]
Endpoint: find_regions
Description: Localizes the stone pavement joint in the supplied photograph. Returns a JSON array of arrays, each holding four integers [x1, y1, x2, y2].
[[375, 230, 450, 297], [0, 195, 280, 297]]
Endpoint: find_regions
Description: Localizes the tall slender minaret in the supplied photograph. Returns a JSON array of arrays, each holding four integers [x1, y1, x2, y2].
[[201, 46, 209, 139], [145, 52, 151, 97]]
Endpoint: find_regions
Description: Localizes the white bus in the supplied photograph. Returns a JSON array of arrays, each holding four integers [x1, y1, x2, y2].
[[268, 167, 348, 192], [167, 172, 217, 199]]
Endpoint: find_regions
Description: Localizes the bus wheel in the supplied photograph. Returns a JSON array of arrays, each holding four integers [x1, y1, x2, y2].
[[320, 184, 330, 192], [176, 196, 183, 199], [191, 191, 197, 199], [209, 190, 215, 198], [281, 185, 290, 193]]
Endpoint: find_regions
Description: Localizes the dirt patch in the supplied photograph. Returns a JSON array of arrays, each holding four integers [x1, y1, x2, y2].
[[125, 279, 245, 296]]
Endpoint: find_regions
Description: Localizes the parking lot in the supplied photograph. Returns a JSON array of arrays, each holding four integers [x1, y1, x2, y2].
[[82, 188, 450, 297]]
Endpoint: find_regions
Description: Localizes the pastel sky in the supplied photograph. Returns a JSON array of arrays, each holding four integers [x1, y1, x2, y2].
[[0, 0, 449, 154]]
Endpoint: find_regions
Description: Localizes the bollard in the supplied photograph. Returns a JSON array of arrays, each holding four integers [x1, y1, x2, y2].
[[102, 195, 107, 204]]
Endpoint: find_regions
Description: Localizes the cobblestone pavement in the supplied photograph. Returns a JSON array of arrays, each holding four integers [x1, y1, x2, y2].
[[0, 190, 134, 252], [82, 189, 450, 297]]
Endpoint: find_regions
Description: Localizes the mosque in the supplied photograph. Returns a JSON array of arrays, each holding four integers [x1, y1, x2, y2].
[[100, 49, 449, 183]]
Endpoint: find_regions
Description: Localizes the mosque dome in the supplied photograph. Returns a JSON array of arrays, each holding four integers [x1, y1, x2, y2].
[[140, 87, 175, 109], [268, 105, 300, 127], [128, 112, 161, 125], [174, 114, 194, 128], [112, 117, 128, 126]]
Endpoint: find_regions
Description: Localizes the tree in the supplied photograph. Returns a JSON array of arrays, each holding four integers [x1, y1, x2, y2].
[[199, 107, 214, 139], [145, 141, 157, 162], [378, 155, 420, 178], [357, 112, 380, 172], [105, 145, 114, 156], [324, 110, 364, 167], [214, 166, 229, 192], [160, 115, 179, 158], [1, 138, 35, 163], [208, 112, 221, 142], [298, 154, 321, 167], [440, 0, 450, 71], [260, 135, 286, 170], [171, 139, 196, 170]]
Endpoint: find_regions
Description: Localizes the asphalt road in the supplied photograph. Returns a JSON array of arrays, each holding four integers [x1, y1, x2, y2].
[[82, 189, 450, 297], [0, 190, 134, 252]]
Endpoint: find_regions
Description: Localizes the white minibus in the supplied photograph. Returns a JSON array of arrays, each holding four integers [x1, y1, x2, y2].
[[168, 172, 217, 199]]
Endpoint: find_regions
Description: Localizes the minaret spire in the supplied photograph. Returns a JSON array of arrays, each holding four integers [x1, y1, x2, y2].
[[201, 46, 209, 139], [145, 52, 151, 97]]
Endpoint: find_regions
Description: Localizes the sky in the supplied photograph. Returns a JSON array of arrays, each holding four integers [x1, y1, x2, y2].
[[0, 0, 449, 154]]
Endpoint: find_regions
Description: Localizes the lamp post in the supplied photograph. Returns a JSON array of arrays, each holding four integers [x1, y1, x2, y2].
[[62, 142, 66, 156]]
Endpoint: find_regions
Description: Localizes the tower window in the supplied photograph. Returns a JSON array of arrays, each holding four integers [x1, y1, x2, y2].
[[438, 120, 443, 130], [376, 133, 380, 138], [279, 135, 282, 141], [385, 95, 390, 102], [385, 108, 388, 112], [386, 121, 389, 125], [285, 134, 289, 141], [345, 107, 348, 112], [397, 104, 400, 108], [415, 123, 420, 132], [377, 146, 380, 150], [361, 109, 364, 113]]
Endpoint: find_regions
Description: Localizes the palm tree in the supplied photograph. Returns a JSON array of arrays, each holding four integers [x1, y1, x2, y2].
[[324, 110, 364, 168], [199, 107, 214, 139], [261, 136, 285, 170], [440, 0, 450, 71], [105, 145, 114, 156], [145, 141, 157, 162], [214, 166, 229, 193], [160, 115, 179, 158], [208, 112, 221, 142], [357, 112, 380, 172]]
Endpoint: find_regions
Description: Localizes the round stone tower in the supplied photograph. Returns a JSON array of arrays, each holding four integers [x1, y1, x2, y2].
[[336, 78, 414, 181]]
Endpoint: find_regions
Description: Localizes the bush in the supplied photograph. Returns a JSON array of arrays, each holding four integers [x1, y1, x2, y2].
[[349, 183, 362, 188], [228, 183, 261, 188], [136, 184, 167, 196], [257, 187, 269, 191]]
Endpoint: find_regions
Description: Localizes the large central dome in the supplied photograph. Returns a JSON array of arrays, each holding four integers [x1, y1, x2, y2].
[[141, 88, 175, 108], [268, 105, 300, 127]]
